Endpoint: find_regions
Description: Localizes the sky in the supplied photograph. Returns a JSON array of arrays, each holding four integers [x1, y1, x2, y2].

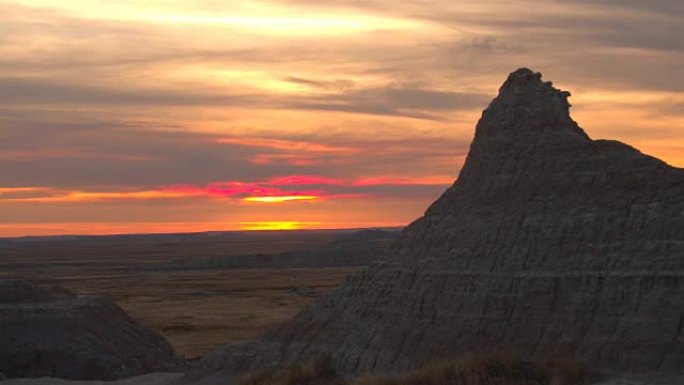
[[1, 0, 683, 236]]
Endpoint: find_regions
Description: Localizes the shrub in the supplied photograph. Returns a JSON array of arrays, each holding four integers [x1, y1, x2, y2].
[[238, 356, 344, 385]]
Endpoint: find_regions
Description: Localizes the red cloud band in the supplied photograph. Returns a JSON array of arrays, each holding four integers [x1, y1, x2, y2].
[[0, 174, 449, 204]]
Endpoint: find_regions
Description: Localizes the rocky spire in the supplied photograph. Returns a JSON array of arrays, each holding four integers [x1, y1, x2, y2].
[[449, 69, 593, 194], [475, 68, 589, 141], [198, 69, 684, 377]]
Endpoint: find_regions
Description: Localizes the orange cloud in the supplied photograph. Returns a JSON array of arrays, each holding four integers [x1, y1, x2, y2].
[[250, 154, 320, 165], [0, 187, 49, 194], [352, 176, 453, 186], [217, 137, 357, 154], [220, 137, 359, 166], [3, 189, 199, 203]]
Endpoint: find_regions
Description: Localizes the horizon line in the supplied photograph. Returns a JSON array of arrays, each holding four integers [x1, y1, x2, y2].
[[0, 225, 406, 242]]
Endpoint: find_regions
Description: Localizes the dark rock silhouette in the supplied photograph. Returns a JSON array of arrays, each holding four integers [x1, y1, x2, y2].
[[197, 68, 684, 376], [0, 280, 184, 380]]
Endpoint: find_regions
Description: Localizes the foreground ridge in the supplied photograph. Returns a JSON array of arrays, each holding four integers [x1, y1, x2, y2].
[[199, 68, 684, 376], [0, 280, 184, 380]]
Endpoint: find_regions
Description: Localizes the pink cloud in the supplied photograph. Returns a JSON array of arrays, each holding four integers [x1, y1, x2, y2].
[[265, 175, 344, 185]]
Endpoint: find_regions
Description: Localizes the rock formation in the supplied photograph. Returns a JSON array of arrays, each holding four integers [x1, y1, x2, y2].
[[0, 280, 184, 380], [198, 68, 684, 376]]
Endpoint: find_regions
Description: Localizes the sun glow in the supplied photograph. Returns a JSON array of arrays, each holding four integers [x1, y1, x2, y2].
[[240, 221, 319, 230], [243, 195, 319, 203]]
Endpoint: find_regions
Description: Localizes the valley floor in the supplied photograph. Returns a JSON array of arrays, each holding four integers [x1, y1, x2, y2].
[[60, 267, 359, 357], [0, 230, 367, 357]]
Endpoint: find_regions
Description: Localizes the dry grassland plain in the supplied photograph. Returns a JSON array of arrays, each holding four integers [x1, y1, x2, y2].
[[0, 230, 367, 357]]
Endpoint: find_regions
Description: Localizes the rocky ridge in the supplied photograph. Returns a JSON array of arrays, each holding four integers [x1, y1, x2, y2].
[[197, 69, 684, 376], [0, 280, 184, 380]]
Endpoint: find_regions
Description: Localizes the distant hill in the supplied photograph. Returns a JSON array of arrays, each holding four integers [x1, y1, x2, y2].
[[0, 228, 403, 282], [140, 228, 401, 271]]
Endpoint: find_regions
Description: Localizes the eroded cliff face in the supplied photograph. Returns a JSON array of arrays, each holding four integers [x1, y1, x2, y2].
[[0, 280, 185, 380], [199, 69, 684, 376]]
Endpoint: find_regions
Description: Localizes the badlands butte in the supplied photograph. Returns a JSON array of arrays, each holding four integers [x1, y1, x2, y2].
[[2, 68, 684, 384]]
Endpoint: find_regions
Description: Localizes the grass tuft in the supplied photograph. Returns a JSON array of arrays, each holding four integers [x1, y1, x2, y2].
[[354, 352, 590, 385]]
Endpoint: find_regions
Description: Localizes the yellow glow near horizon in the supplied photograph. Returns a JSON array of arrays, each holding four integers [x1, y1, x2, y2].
[[243, 195, 319, 203], [240, 221, 318, 230]]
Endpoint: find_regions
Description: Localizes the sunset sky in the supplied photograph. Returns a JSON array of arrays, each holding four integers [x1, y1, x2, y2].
[[1, 0, 683, 236]]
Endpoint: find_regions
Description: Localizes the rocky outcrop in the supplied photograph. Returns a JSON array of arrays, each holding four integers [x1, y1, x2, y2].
[[0, 280, 184, 380], [197, 69, 684, 376]]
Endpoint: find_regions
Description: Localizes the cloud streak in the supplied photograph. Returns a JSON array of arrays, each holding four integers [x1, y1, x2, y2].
[[0, 174, 453, 211]]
